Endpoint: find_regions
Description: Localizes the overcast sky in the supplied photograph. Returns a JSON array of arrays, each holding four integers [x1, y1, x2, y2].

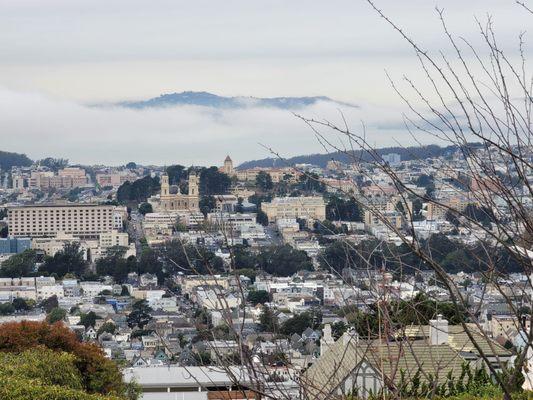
[[0, 0, 530, 166]]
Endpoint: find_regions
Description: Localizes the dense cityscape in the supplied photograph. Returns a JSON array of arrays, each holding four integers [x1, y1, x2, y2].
[[0, 142, 531, 399], [1, 1, 533, 400]]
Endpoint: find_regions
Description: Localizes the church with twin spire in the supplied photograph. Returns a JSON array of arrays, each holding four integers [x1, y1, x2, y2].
[[148, 171, 200, 212]]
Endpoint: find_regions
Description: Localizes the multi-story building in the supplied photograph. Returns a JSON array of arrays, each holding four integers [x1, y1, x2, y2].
[[235, 165, 300, 183], [0, 237, 31, 255], [363, 210, 404, 230], [12, 175, 25, 191], [29, 167, 88, 190], [96, 171, 138, 188], [426, 196, 472, 220], [261, 197, 326, 223], [98, 230, 129, 248], [7, 204, 114, 239]]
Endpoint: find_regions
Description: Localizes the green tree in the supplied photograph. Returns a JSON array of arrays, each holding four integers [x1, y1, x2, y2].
[[46, 307, 67, 323], [97, 322, 117, 337], [465, 203, 496, 227], [39, 243, 87, 278], [199, 195, 216, 216], [231, 245, 258, 270], [248, 193, 272, 208], [39, 295, 59, 313], [331, 321, 348, 340], [416, 174, 434, 187], [79, 311, 100, 328], [256, 210, 269, 226], [255, 171, 273, 191], [0, 150, 33, 170], [281, 311, 321, 336], [259, 306, 278, 332], [117, 175, 160, 204], [198, 166, 231, 195], [0, 303, 15, 315], [298, 173, 325, 193], [0, 250, 37, 278], [0, 321, 133, 398], [326, 196, 362, 221], [96, 250, 135, 283], [127, 300, 153, 330], [412, 198, 425, 221], [247, 290, 270, 305], [257, 245, 312, 276], [12, 298, 32, 311], [166, 164, 186, 185], [158, 240, 224, 276], [138, 202, 153, 215], [36, 157, 68, 172]]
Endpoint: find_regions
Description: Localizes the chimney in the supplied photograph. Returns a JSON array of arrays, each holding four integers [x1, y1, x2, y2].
[[320, 324, 335, 356], [429, 314, 448, 345]]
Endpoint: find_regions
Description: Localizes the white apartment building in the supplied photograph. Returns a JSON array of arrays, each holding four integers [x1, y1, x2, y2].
[[207, 212, 256, 230], [261, 197, 326, 223], [99, 230, 129, 248], [80, 282, 113, 298], [36, 284, 64, 300], [8, 204, 114, 238]]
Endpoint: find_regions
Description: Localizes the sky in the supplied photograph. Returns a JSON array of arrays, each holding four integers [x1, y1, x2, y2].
[[0, 0, 530, 166]]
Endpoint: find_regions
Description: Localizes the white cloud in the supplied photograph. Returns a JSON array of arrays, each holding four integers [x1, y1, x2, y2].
[[0, 88, 442, 166]]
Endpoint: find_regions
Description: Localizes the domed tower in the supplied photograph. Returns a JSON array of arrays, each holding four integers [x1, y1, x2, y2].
[[223, 155, 234, 176], [160, 173, 170, 197]]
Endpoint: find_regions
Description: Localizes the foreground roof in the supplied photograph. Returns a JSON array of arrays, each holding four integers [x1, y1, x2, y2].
[[302, 334, 466, 400]]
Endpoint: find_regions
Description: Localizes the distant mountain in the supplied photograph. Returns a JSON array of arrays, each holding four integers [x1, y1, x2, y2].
[[237, 144, 476, 169], [115, 91, 356, 110], [0, 151, 33, 171]]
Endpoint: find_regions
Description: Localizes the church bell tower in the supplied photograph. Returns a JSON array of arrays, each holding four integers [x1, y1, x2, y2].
[[160, 174, 170, 197], [188, 172, 199, 197]]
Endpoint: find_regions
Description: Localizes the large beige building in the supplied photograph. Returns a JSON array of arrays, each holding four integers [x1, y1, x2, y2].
[[148, 172, 199, 212], [7, 204, 114, 239], [236, 167, 300, 183], [29, 167, 88, 190], [261, 196, 326, 223], [96, 171, 138, 188], [426, 196, 472, 220]]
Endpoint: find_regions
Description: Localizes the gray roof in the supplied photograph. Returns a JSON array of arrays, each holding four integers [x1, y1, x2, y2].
[[303, 334, 466, 400], [123, 365, 248, 389]]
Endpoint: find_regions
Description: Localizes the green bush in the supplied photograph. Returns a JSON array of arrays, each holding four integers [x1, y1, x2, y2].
[[0, 348, 122, 400]]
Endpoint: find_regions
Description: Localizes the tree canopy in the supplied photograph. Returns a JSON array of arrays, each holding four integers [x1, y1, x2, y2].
[[0, 321, 129, 397], [138, 202, 153, 215], [0, 250, 37, 278], [198, 167, 231, 195], [247, 290, 270, 306], [0, 151, 33, 170], [117, 175, 160, 204], [255, 171, 273, 191], [326, 196, 362, 222], [39, 243, 87, 278]]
